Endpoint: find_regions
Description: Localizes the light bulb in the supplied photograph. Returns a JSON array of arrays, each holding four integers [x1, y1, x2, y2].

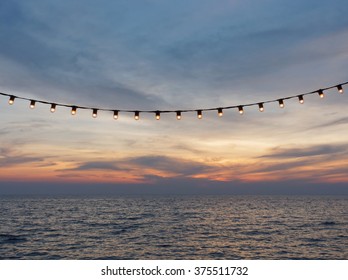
[[113, 110, 119, 120], [258, 103, 264, 112], [218, 108, 223, 117], [298, 95, 304, 104], [197, 110, 202, 119], [71, 106, 77, 115], [176, 111, 181, 120], [278, 99, 284, 108], [155, 111, 160, 120], [134, 111, 139, 120], [50, 104, 56, 113], [92, 109, 98, 118], [30, 100, 36, 109], [337, 85, 343, 93], [238, 106, 244, 114], [318, 90, 324, 98], [9, 96, 15, 105]]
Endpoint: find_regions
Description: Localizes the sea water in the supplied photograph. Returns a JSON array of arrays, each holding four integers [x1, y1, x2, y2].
[[0, 195, 347, 259]]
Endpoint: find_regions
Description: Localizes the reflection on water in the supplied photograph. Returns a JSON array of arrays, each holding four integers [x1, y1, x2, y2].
[[0, 195, 347, 259]]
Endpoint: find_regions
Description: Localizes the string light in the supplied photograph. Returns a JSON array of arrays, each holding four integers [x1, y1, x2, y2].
[[71, 106, 77, 115], [318, 89, 324, 98], [298, 95, 304, 104], [278, 99, 284, 108], [258, 103, 264, 112], [8, 96, 15, 105], [156, 111, 160, 120], [50, 104, 56, 113], [30, 100, 36, 109], [197, 110, 202, 119], [0, 81, 346, 121]]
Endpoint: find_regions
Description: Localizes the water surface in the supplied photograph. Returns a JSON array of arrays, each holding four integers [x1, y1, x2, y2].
[[0, 195, 347, 259]]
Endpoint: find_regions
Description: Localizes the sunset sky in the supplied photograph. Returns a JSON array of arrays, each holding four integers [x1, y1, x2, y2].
[[0, 0, 348, 194]]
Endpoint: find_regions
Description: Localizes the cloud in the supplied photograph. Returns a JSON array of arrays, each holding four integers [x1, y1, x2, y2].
[[61, 155, 218, 178], [1, 0, 348, 192], [126, 155, 214, 176], [251, 159, 315, 173], [69, 161, 122, 171], [0, 147, 44, 167], [260, 144, 348, 159], [0, 1, 171, 109], [1, 0, 348, 108], [312, 117, 348, 129]]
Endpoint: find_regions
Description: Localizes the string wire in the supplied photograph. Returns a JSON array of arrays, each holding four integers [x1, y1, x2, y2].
[[0, 81, 347, 118]]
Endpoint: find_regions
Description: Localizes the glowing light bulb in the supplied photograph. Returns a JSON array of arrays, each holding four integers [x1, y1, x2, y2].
[[134, 111, 139, 120], [218, 108, 223, 117], [92, 109, 98, 118], [318, 90, 324, 98], [155, 111, 160, 120], [176, 111, 181, 120], [258, 103, 264, 112], [238, 106, 244, 114], [337, 85, 343, 93], [113, 110, 119, 120], [30, 100, 36, 109], [298, 95, 304, 104], [50, 104, 56, 113], [278, 99, 284, 108], [197, 110, 202, 119], [71, 106, 77, 115], [8, 96, 15, 105]]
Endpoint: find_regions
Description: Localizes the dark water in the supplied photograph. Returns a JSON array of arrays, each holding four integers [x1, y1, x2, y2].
[[0, 195, 347, 259]]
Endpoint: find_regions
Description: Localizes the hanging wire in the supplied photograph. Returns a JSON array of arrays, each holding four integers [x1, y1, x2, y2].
[[0, 81, 346, 120]]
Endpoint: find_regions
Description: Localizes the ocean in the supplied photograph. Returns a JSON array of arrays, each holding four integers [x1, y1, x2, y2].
[[0, 195, 347, 259]]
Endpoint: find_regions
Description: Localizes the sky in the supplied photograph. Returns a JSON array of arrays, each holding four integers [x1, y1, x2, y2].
[[0, 0, 348, 195]]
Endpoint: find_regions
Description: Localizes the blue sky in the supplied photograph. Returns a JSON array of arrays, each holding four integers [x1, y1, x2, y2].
[[0, 0, 348, 194]]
